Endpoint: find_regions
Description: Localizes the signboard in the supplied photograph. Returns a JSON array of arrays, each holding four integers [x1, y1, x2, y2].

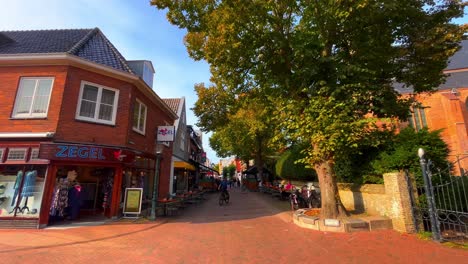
[[157, 126, 175, 142], [123, 188, 143, 217], [38, 143, 135, 163]]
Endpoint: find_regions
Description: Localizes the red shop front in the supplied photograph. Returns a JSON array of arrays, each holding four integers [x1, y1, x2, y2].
[[0, 142, 156, 228]]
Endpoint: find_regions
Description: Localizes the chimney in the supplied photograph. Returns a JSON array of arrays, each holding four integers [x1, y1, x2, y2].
[[127, 60, 155, 88]]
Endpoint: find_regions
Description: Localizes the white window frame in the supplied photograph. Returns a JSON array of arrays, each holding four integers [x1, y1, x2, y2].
[[30, 148, 40, 160], [0, 148, 4, 162], [132, 99, 147, 135], [7, 148, 28, 161], [75, 81, 119, 125], [12, 77, 54, 118]]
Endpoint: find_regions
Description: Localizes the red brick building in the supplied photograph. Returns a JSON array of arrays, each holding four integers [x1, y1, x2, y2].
[[0, 28, 177, 228], [397, 40, 468, 171]]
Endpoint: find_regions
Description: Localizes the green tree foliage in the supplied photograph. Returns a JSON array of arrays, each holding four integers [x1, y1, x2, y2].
[[222, 164, 236, 179], [334, 127, 450, 185], [370, 127, 450, 183], [275, 145, 317, 181], [193, 82, 278, 179], [151, 0, 466, 218]]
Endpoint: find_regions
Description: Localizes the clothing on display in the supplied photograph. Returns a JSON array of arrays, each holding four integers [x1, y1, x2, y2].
[[10, 170, 23, 207], [67, 184, 82, 220], [49, 169, 84, 221], [102, 175, 113, 209], [49, 178, 69, 217], [22, 170, 37, 197], [9, 170, 37, 214]]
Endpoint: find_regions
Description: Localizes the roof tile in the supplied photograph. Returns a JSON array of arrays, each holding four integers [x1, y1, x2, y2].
[[0, 28, 133, 74]]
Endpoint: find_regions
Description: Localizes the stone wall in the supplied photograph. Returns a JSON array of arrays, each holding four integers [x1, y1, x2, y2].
[[337, 172, 416, 233], [338, 183, 386, 216], [289, 173, 416, 233]]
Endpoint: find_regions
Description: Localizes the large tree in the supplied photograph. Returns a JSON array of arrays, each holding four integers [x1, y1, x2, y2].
[[151, 0, 466, 218], [193, 82, 277, 181]]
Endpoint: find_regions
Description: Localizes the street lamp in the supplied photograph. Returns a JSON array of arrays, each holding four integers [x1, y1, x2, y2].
[[150, 143, 164, 221], [418, 148, 441, 241]]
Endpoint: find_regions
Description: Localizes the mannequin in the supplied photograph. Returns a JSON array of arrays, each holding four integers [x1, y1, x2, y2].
[[10, 170, 23, 207], [19, 170, 37, 213]]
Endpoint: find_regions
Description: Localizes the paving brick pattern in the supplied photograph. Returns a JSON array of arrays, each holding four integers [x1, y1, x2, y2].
[[0, 187, 467, 263]]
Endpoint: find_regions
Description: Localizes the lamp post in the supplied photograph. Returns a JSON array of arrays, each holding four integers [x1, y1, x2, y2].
[[418, 148, 441, 241], [150, 143, 164, 221]]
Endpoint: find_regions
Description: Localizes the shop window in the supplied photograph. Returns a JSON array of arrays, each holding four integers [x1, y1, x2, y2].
[[76, 81, 119, 125], [132, 99, 147, 135], [29, 148, 44, 161], [12, 77, 54, 118], [0, 149, 4, 162], [7, 148, 27, 161], [0, 164, 47, 218], [408, 106, 427, 131]]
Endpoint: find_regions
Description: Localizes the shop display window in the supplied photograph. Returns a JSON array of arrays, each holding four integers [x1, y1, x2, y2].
[[0, 165, 47, 218]]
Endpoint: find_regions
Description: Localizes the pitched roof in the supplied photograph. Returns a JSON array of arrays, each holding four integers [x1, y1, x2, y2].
[[446, 40, 468, 70], [0, 28, 133, 74], [162, 98, 182, 116], [396, 40, 468, 94]]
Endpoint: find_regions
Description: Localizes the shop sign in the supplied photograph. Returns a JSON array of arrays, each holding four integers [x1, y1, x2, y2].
[[39, 143, 135, 163], [157, 126, 175, 142]]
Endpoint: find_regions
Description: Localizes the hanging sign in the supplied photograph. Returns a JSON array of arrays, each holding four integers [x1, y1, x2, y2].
[[157, 126, 175, 141], [123, 188, 143, 217]]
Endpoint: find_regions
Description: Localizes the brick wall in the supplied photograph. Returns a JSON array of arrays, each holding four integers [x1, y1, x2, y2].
[[0, 65, 68, 132], [0, 65, 175, 198], [409, 88, 468, 169], [55, 66, 131, 146]]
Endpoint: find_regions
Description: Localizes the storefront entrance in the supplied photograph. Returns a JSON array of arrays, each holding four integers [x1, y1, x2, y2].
[[48, 165, 115, 226]]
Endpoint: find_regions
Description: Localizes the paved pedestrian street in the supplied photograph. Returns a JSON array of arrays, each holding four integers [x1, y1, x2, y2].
[[0, 188, 466, 264]]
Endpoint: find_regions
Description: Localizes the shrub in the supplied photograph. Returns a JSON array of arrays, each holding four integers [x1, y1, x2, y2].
[[275, 144, 317, 181], [370, 127, 449, 185]]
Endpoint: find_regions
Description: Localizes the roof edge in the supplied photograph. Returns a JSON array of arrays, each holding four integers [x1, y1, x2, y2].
[[0, 54, 177, 120]]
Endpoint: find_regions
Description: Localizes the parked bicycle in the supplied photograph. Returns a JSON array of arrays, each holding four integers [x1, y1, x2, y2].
[[289, 185, 321, 210]]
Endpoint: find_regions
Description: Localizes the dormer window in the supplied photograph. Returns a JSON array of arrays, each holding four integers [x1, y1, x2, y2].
[[12, 77, 54, 118]]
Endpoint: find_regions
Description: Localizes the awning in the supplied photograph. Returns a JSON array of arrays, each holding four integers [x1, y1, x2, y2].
[[174, 161, 196, 171]]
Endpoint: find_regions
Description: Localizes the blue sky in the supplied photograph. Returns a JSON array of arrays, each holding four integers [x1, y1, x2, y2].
[[0, 1, 466, 164], [0, 0, 219, 163]]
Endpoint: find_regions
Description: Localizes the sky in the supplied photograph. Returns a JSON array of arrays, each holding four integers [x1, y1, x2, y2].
[[0, 1, 466, 164], [0, 0, 220, 164]]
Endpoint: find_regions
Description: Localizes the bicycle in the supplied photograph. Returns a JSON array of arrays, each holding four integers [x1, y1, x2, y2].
[[219, 190, 229, 206]]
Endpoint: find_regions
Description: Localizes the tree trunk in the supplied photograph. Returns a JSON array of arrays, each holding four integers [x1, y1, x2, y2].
[[255, 133, 265, 183], [314, 160, 348, 219]]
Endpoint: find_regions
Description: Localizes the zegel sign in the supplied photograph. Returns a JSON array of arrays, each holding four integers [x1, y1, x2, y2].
[[39, 143, 134, 163]]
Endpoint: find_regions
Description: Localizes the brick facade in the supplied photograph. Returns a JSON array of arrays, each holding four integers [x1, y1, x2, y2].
[[0, 63, 175, 226], [406, 88, 468, 169]]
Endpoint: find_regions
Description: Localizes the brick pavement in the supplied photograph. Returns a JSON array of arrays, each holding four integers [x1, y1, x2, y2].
[[0, 187, 466, 264]]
